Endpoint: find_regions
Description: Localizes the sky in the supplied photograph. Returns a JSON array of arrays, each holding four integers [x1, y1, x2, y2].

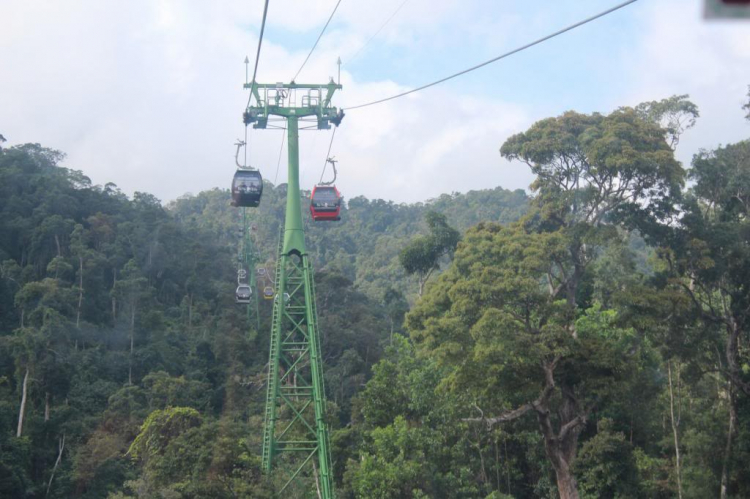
[[1, 0, 749, 204]]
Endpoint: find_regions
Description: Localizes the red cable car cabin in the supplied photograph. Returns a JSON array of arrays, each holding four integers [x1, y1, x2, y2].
[[310, 186, 341, 221]]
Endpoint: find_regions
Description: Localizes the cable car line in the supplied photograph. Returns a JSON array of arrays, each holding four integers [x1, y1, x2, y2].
[[251, 0, 270, 85], [291, 0, 344, 82], [343, 0, 411, 67], [274, 127, 286, 186], [245, 0, 271, 109], [344, 0, 639, 111]]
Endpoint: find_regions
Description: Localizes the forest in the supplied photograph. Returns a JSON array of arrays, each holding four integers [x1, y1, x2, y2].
[[1, 92, 750, 498]]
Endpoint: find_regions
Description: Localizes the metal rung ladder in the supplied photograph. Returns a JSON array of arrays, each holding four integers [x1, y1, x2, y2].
[[261, 227, 285, 471]]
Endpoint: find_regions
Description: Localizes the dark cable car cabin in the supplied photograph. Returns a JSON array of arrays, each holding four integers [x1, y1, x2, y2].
[[263, 286, 274, 300], [231, 169, 263, 207], [235, 284, 252, 304], [310, 186, 341, 221]]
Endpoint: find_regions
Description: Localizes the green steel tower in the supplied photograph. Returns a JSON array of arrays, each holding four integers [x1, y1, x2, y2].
[[244, 80, 343, 498]]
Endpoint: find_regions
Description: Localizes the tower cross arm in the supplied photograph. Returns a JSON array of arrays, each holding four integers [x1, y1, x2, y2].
[[248, 105, 342, 119], [243, 81, 342, 91], [243, 81, 343, 128]]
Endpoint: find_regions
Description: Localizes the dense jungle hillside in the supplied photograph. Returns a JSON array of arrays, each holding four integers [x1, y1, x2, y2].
[[0, 141, 526, 498], [2, 92, 750, 499], [168, 183, 528, 301]]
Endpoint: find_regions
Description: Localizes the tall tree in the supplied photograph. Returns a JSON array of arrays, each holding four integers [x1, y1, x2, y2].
[[399, 211, 460, 296], [415, 107, 684, 498], [654, 138, 750, 497], [111, 260, 149, 385], [673, 140, 750, 396], [634, 94, 699, 150]]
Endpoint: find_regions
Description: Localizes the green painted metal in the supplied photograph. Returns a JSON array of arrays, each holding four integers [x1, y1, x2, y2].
[[283, 117, 306, 256], [249, 81, 341, 499], [243, 80, 343, 130]]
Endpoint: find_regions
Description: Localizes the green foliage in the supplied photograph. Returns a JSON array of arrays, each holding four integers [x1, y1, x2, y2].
[[0, 140, 527, 497], [350, 416, 428, 499], [170, 184, 527, 302], [634, 94, 699, 148], [3, 94, 750, 499], [345, 337, 502, 499], [399, 211, 461, 294], [500, 107, 684, 231], [128, 407, 202, 463], [141, 371, 211, 411], [575, 419, 642, 499]]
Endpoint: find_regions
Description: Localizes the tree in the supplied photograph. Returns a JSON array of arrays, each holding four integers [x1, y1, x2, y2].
[[11, 277, 75, 438], [676, 140, 750, 396], [383, 287, 409, 343], [574, 418, 642, 498], [347, 337, 496, 498], [69, 224, 88, 329], [744, 85, 749, 121], [111, 260, 149, 385], [652, 139, 750, 497], [414, 107, 685, 498], [408, 222, 648, 499], [634, 94, 699, 149], [349, 416, 428, 499], [128, 407, 202, 463], [501, 108, 684, 233], [399, 211, 460, 296]]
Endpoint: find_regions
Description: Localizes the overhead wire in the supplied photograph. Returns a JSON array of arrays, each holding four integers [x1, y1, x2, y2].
[[292, 0, 344, 82], [345, 0, 639, 111], [343, 0, 411, 67], [245, 0, 271, 109], [274, 128, 286, 186], [319, 127, 337, 184], [240, 0, 270, 169]]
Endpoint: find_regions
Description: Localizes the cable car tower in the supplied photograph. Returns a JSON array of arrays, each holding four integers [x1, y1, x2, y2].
[[244, 78, 342, 498]]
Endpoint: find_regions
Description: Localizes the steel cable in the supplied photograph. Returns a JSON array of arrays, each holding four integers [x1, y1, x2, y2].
[[292, 0, 344, 82], [345, 0, 639, 111]]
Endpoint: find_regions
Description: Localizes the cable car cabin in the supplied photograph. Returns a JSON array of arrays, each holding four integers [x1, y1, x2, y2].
[[235, 284, 252, 304], [231, 170, 263, 207], [310, 186, 341, 221], [263, 286, 274, 300]]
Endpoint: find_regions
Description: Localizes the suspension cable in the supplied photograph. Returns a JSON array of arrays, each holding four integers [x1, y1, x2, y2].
[[319, 127, 337, 185], [292, 0, 344, 82], [243, 125, 248, 168], [344, 0, 410, 67], [246, 0, 271, 109], [345, 0, 639, 111], [239, 0, 270, 170], [274, 128, 286, 186]]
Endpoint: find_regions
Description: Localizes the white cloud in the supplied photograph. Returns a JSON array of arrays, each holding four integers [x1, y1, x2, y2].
[[1, 0, 748, 206], [620, 0, 750, 166]]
